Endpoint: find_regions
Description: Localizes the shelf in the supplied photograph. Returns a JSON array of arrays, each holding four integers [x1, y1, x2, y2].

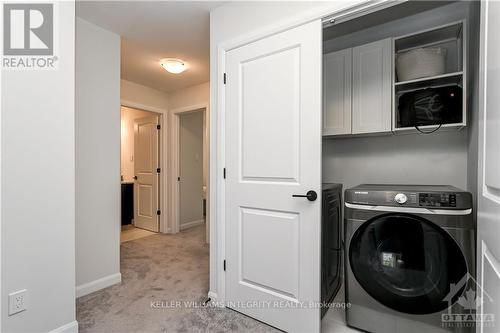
[[395, 71, 463, 94], [395, 71, 463, 86], [394, 21, 463, 52], [392, 19, 466, 134]]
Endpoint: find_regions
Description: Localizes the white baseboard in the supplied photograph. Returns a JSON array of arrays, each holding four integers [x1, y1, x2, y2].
[[180, 219, 205, 231], [208, 291, 219, 302], [49, 320, 78, 333], [76, 272, 121, 298]]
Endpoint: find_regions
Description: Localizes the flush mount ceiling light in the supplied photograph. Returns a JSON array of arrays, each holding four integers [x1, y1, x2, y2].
[[160, 58, 188, 74]]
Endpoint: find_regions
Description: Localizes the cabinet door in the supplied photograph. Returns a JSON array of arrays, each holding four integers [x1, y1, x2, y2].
[[352, 38, 392, 134], [323, 49, 352, 135]]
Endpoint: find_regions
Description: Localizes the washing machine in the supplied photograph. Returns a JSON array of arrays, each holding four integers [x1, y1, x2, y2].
[[344, 185, 475, 333]]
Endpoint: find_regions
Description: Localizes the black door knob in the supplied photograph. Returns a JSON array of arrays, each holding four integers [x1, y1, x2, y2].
[[292, 190, 317, 202], [133, 176, 137, 180]]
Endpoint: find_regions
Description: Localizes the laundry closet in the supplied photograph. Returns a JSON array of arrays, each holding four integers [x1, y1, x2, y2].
[[320, 1, 481, 331], [322, 1, 480, 196], [218, 1, 497, 332]]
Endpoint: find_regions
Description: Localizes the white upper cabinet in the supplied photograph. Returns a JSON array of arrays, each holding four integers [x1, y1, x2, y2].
[[323, 49, 352, 135], [323, 38, 392, 136], [352, 38, 392, 134]]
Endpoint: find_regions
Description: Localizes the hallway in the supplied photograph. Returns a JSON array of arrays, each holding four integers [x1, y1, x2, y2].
[[76, 225, 277, 333]]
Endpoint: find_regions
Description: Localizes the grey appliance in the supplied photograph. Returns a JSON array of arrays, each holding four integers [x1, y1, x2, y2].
[[321, 183, 343, 317], [344, 185, 475, 333]]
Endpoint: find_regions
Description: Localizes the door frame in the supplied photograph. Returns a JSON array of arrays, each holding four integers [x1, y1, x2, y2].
[[170, 103, 209, 235], [477, 1, 500, 331], [121, 100, 167, 233], [211, 0, 404, 304]]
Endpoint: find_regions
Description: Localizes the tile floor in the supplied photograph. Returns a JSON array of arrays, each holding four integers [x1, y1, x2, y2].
[[121, 224, 157, 243]]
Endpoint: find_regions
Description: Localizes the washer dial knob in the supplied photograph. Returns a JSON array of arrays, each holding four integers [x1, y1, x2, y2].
[[394, 193, 408, 204]]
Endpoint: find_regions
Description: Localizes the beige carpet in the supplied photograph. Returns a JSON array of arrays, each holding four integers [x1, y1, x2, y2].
[[76, 224, 278, 333]]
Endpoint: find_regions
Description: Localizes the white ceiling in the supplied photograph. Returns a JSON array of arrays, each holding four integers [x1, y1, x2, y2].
[[76, 1, 224, 93]]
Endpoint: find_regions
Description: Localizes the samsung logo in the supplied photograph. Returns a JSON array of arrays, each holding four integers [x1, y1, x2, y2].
[[355, 191, 369, 195]]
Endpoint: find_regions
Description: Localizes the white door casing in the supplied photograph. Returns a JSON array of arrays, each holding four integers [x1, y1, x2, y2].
[[352, 38, 392, 134], [179, 111, 205, 230], [225, 20, 322, 332], [477, 1, 500, 332], [134, 115, 160, 232], [323, 48, 352, 136], [170, 105, 208, 235]]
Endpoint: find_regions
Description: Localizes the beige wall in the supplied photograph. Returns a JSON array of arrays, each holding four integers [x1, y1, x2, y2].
[[121, 79, 169, 111], [169, 82, 209, 190], [169, 81, 209, 110], [120, 106, 156, 182], [76, 18, 121, 297]]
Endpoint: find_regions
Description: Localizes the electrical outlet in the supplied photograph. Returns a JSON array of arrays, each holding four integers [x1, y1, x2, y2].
[[8, 289, 27, 316]]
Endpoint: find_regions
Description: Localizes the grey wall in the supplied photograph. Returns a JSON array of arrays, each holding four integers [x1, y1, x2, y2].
[[76, 18, 121, 295], [323, 131, 469, 192], [1, 2, 76, 332], [179, 111, 205, 228]]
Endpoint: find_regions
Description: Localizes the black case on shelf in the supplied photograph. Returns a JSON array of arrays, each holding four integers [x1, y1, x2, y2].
[[398, 85, 463, 127]]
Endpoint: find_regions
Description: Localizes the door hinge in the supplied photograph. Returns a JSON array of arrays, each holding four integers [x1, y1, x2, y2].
[[223, 260, 226, 271], [157, 167, 161, 173], [223, 168, 226, 179], [157, 124, 161, 130], [157, 210, 161, 216], [223, 73, 226, 84]]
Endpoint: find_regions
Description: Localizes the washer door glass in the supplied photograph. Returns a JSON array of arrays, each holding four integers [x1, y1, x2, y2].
[[349, 213, 467, 314]]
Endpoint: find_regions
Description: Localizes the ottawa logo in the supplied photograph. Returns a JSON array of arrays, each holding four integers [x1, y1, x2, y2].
[[442, 273, 495, 328]]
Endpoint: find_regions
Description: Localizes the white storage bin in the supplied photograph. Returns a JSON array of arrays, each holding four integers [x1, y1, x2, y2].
[[396, 47, 447, 81]]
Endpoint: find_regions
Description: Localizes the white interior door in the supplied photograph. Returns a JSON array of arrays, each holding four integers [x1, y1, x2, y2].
[[134, 115, 159, 232], [477, 2, 500, 332], [225, 20, 322, 332]]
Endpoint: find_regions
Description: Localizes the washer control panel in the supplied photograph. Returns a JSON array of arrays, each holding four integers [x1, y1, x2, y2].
[[345, 186, 472, 210], [419, 193, 457, 207], [384, 192, 417, 205], [394, 193, 408, 204]]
